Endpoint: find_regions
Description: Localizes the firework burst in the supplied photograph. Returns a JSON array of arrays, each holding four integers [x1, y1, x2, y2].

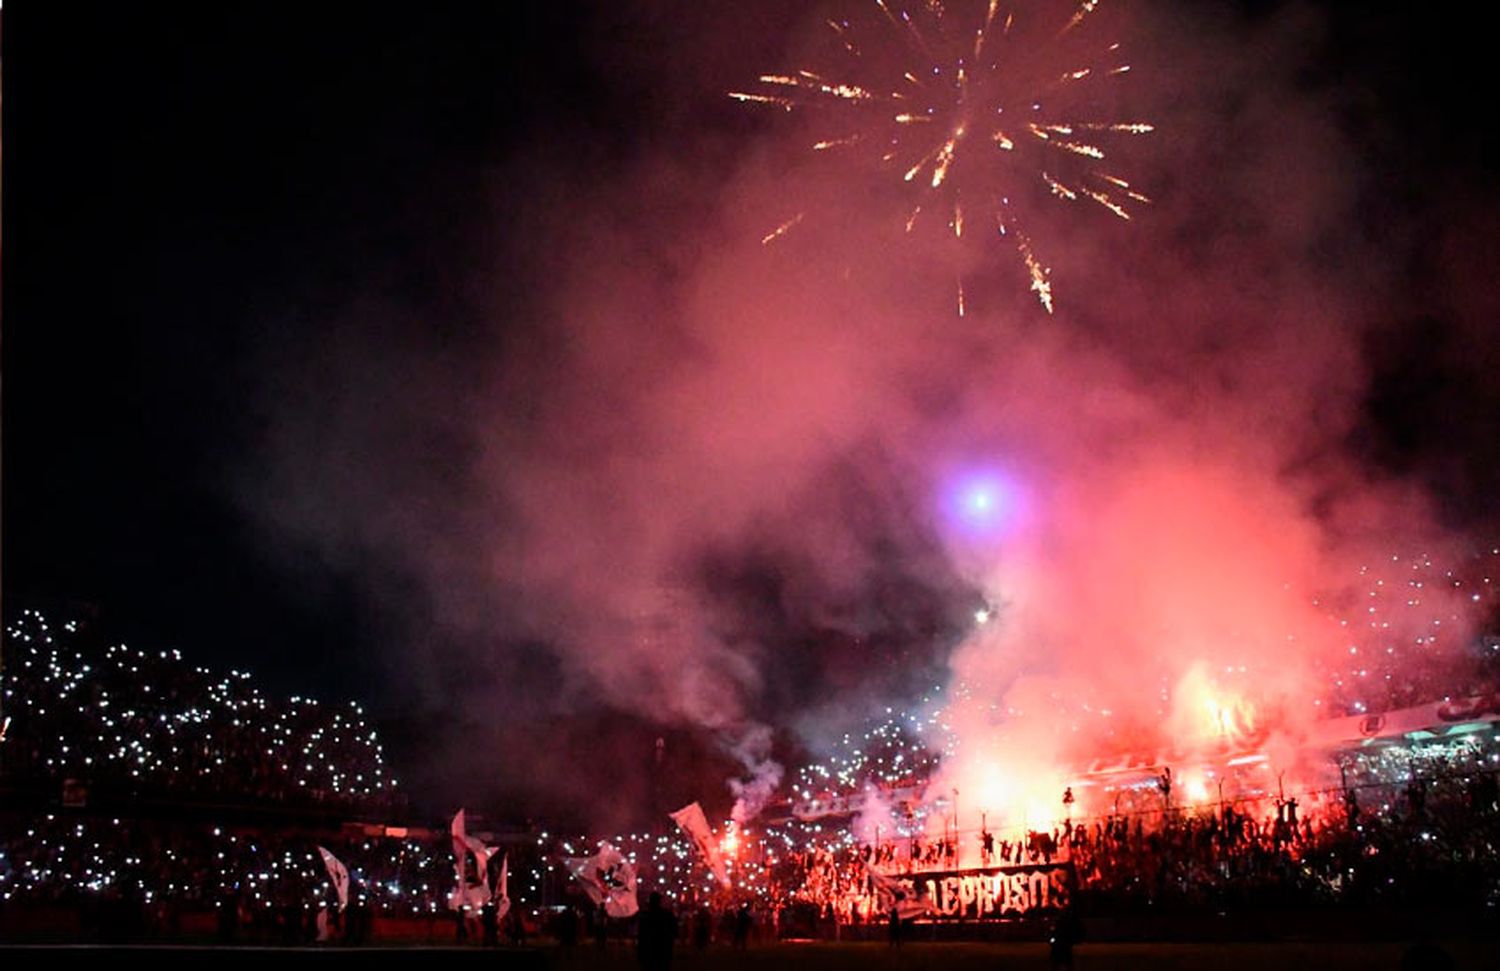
[[731, 0, 1154, 314]]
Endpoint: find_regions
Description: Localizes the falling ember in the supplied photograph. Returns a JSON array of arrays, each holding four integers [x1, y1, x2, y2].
[[1020, 244, 1053, 314], [761, 212, 806, 246], [904, 149, 936, 183], [758, 73, 877, 102], [828, 18, 861, 56], [1097, 172, 1150, 203], [1055, 140, 1107, 160], [974, 0, 1001, 58], [1060, 0, 1101, 37], [1043, 173, 1079, 200], [1079, 122, 1155, 133], [1079, 184, 1130, 220], [731, 0, 1154, 314], [1003, 216, 1054, 314], [930, 133, 961, 188], [727, 92, 794, 109]]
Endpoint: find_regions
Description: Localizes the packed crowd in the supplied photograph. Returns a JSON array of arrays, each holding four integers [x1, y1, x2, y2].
[[783, 734, 1500, 922], [3, 601, 1498, 942], [0, 811, 554, 930], [5, 745, 1496, 941], [1318, 548, 1500, 717], [0, 807, 789, 946], [1, 609, 401, 815], [789, 711, 946, 806], [1062, 770, 1500, 914]]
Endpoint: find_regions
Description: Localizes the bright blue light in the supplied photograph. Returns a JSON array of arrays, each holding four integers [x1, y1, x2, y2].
[[942, 470, 1018, 538]]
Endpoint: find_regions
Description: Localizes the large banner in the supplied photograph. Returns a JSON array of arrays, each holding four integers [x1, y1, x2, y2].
[[872, 863, 1073, 920]]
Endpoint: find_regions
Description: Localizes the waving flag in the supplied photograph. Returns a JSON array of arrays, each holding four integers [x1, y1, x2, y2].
[[565, 842, 639, 918], [317, 846, 350, 911], [669, 802, 729, 886], [494, 853, 512, 921], [448, 809, 497, 910]]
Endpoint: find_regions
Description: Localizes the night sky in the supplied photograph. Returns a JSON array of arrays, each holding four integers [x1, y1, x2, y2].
[[3, 3, 808, 684], [5, 1, 1499, 821], [8, 4, 568, 695]]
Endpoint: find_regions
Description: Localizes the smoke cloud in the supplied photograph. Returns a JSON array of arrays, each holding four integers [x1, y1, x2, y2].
[[241, 1, 1493, 827]]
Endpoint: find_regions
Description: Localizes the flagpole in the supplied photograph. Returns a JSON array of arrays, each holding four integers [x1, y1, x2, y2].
[[952, 788, 959, 868]]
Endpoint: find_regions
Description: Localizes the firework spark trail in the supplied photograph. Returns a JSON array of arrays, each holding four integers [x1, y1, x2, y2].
[[1060, 0, 1101, 37], [731, 0, 1153, 314], [998, 208, 1053, 313], [1099, 172, 1151, 203], [828, 19, 862, 56], [1079, 184, 1130, 220], [1043, 173, 1077, 201], [757, 74, 877, 101], [1017, 236, 1053, 313], [761, 213, 806, 246], [727, 92, 794, 109], [974, 0, 1001, 59]]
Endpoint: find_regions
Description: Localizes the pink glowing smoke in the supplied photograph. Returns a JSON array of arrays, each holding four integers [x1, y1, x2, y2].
[[245, 1, 1496, 823]]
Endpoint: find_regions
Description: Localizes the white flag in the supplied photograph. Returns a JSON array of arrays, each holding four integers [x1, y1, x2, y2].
[[317, 846, 350, 911], [448, 809, 493, 910], [316, 907, 333, 942], [494, 853, 512, 922], [565, 842, 639, 918], [669, 801, 729, 886]]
